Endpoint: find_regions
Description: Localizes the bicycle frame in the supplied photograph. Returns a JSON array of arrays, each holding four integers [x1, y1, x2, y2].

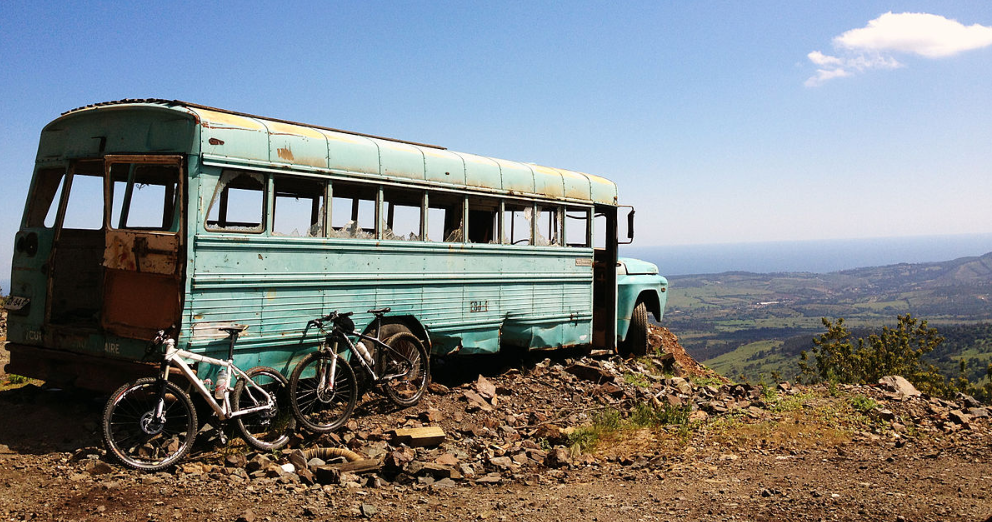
[[328, 329, 411, 382], [158, 339, 274, 421]]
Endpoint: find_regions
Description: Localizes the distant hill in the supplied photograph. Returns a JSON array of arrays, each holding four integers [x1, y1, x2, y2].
[[663, 252, 992, 381]]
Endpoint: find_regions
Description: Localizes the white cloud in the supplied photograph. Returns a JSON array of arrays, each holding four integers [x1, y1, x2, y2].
[[805, 12, 992, 86], [836, 12, 992, 58]]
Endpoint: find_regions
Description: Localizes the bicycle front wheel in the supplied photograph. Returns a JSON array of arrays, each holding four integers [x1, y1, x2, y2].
[[102, 377, 198, 471], [233, 366, 294, 451], [289, 352, 357, 433], [380, 332, 429, 407]]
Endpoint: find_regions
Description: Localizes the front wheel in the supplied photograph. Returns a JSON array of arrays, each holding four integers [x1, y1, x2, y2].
[[289, 352, 358, 433], [380, 332, 429, 407], [102, 377, 198, 471], [233, 366, 294, 451], [619, 301, 650, 358]]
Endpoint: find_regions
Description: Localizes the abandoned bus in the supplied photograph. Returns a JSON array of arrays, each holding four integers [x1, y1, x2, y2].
[[4, 99, 668, 390]]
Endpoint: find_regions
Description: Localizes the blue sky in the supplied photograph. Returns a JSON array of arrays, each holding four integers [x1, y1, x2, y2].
[[2, 1, 991, 290]]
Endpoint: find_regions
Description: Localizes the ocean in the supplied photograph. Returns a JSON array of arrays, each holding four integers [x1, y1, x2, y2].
[[622, 233, 992, 276]]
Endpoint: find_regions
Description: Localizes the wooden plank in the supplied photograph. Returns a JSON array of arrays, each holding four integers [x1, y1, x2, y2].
[[392, 426, 446, 447]]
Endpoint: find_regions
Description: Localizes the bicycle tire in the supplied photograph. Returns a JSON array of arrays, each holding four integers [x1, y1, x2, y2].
[[233, 366, 294, 451], [289, 352, 358, 433], [380, 332, 430, 407], [102, 377, 198, 471]]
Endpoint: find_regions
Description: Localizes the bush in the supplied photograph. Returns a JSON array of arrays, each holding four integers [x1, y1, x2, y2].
[[799, 315, 949, 395]]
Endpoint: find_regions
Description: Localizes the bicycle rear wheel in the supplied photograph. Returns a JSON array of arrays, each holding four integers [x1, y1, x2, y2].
[[233, 366, 294, 451], [289, 352, 357, 433], [102, 377, 198, 471], [380, 332, 429, 407]]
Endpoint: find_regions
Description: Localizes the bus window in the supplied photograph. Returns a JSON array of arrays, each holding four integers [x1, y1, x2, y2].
[[467, 198, 499, 244], [383, 188, 422, 241], [109, 163, 180, 231], [273, 176, 325, 237], [565, 207, 590, 247], [535, 205, 561, 246], [330, 182, 376, 239], [62, 162, 105, 230], [24, 168, 66, 228], [426, 192, 463, 242], [206, 171, 266, 232], [503, 202, 532, 245], [593, 212, 607, 249]]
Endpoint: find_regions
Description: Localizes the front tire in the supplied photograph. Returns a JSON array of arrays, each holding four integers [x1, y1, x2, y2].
[[289, 352, 358, 433], [233, 366, 294, 451], [619, 301, 649, 357], [102, 377, 197, 471], [381, 332, 429, 407]]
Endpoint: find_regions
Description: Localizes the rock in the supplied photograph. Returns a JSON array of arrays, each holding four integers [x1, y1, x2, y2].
[[246, 454, 273, 473], [878, 376, 921, 400], [546, 447, 572, 469], [669, 377, 693, 395], [407, 462, 462, 480], [489, 456, 516, 470], [235, 508, 256, 522], [312, 466, 341, 485], [82, 460, 114, 475], [360, 504, 377, 518], [475, 375, 497, 399], [968, 407, 989, 418], [419, 408, 443, 423], [462, 390, 493, 412], [949, 410, 972, 428], [475, 473, 503, 484], [564, 362, 613, 384], [224, 454, 247, 468], [435, 453, 459, 466], [428, 382, 451, 395]]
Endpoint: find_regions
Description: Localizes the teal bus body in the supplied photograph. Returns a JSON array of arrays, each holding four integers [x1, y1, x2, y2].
[[5, 100, 668, 390]]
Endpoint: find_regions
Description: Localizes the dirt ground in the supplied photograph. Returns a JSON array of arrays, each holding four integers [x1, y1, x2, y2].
[[1, 321, 991, 521]]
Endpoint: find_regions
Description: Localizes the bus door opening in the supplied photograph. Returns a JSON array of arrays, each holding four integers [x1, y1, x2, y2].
[[592, 205, 617, 350]]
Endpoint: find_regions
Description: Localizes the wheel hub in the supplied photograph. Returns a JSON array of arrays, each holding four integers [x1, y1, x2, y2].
[[139, 411, 165, 435]]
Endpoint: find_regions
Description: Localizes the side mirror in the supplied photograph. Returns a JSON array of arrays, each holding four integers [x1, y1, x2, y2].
[[627, 209, 635, 241], [617, 205, 635, 245]]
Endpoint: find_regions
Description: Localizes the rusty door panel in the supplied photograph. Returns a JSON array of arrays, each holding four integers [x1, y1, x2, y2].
[[102, 269, 182, 339], [104, 230, 179, 274]]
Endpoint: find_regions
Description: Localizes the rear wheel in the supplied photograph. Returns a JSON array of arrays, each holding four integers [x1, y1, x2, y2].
[[233, 366, 294, 451], [289, 352, 358, 433], [619, 301, 649, 357], [381, 332, 429, 407], [102, 377, 197, 471]]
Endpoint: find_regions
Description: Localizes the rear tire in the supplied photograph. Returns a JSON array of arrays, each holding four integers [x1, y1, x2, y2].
[[233, 366, 294, 451], [289, 352, 358, 433], [102, 377, 197, 471], [619, 301, 649, 358], [381, 332, 429, 407]]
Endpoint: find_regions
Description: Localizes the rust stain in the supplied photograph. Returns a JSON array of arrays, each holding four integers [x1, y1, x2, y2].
[[277, 147, 295, 161]]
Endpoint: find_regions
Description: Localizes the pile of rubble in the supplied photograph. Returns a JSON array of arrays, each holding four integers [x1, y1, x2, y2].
[[137, 326, 986, 491]]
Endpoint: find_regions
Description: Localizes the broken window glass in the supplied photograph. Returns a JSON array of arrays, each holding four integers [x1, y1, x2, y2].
[[330, 182, 376, 239], [206, 170, 266, 232], [426, 192, 463, 243], [535, 205, 561, 246], [273, 176, 325, 237], [503, 202, 532, 245], [382, 188, 422, 241]]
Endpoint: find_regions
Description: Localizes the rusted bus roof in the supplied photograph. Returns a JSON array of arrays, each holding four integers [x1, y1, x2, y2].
[[61, 99, 619, 205]]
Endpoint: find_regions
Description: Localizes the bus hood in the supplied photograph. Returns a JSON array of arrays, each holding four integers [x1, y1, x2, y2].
[[618, 257, 659, 275]]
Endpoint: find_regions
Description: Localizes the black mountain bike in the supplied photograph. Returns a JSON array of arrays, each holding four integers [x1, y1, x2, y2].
[[289, 308, 429, 433]]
